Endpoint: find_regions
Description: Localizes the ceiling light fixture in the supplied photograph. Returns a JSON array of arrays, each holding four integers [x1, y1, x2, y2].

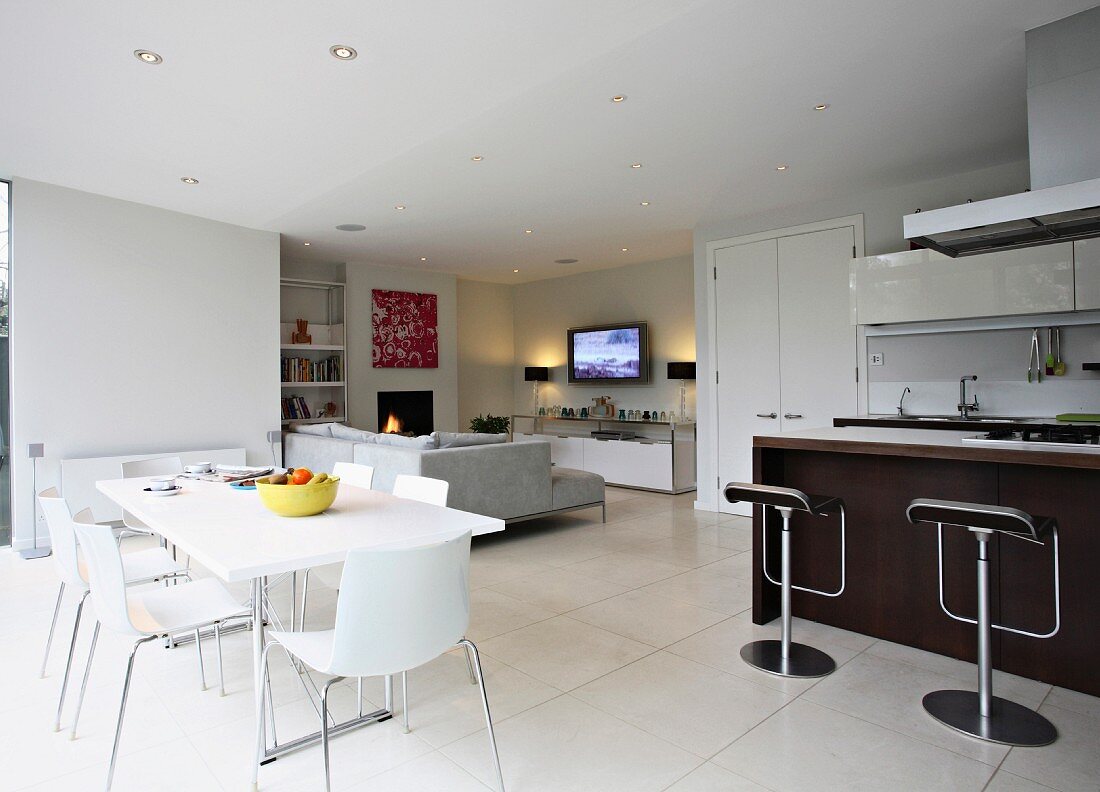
[[554, 258, 579, 264], [640, 201, 650, 206], [524, 229, 533, 234], [611, 95, 626, 103], [631, 162, 642, 169], [134, 50, 163, 64], [303, 242, 311, 246], [394, 204, 406, 210], [180, 177, 199, 184], [329, 45, 357, 60], [513, 268, 520, 273], [776, 164, 789, 171], [471, 155, 484, 162], [420, 257, 427, 261], [814, 103, 829, 111], [621, 247, 628, 252], [335, 223, 366, 231]]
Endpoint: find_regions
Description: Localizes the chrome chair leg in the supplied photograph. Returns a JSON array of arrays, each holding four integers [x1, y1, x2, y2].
[[214, 622, 226, 697], [105, 636, 155, 792], [265, 659, 278, 747], [54, 589, 90, 732], [251, 642, 277, 790], [69, 621, 100, 740], [194, 628, 206, 691], [357, 676, 364, 718], [320, 676, 344, 792], [463, 641, 478, 685], [459, 638, 505, 792], [41, 582, 66, 678], [299, 568, 310, 631], [402, 671, 410, 733]]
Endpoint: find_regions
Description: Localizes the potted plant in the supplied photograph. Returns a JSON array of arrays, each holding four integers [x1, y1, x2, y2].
[[469, 414, 510, 434]]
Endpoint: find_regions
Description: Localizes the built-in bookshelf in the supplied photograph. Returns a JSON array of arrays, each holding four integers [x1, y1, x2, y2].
[[280, 278, 347, 425]]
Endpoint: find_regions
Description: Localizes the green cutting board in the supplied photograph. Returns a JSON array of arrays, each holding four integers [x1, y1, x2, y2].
[[1055, 413, 1100, 422]]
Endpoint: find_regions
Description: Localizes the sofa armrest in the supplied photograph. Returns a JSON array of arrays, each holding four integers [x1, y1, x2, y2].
[[420, 442, 552, 520]]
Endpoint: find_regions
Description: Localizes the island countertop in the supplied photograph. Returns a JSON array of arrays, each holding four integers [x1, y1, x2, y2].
[[755, 425, 1100, 469], [749, 424, 1099, 696]]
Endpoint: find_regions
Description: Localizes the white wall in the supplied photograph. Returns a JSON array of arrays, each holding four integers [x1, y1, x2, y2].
[[457, 279, 515, 429], [344, 262, 459, 433], [10, 178, 280, 547], [692, 159, 1032, 510], [511, 255, 696, 419]]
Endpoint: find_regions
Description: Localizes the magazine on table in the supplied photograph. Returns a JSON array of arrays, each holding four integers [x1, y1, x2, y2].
[[182, 465, 278, 483]]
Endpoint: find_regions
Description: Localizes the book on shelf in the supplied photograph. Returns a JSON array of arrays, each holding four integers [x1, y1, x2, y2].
[[280, 355, 343, 383], [281, 395, 313, 420]]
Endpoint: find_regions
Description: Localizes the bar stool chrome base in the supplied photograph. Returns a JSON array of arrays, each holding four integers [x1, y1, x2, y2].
[[923, 690, 1057, 747], [740, 639, 836, 679]]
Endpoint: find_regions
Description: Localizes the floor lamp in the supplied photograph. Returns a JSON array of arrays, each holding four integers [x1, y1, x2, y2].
[[667, 362, 696, 421], [19, 442, 49, 559]]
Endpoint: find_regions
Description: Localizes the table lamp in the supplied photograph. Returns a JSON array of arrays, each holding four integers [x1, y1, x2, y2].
[[524, 367, 549, 410], [667, 362, 696, 421]]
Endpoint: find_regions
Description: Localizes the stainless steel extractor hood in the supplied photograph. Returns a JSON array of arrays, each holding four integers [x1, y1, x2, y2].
[[904, 6, 1100, 257], [903, 177, 1100, 257]]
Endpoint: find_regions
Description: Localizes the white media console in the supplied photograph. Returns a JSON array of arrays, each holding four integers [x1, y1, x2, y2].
[[511, 414, 696, 494]]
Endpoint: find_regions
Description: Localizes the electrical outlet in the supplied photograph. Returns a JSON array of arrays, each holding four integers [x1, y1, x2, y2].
[[869, 353, 885, 366]]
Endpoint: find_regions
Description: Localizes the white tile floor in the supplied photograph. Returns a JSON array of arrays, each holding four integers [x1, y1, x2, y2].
[[2, 488, 1098, 791]]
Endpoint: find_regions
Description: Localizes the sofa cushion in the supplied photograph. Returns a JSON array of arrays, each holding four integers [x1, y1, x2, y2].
[[551, 467, 605, 510], [331, 423, 375, 442], [291, 422, 334, 437], [366, 432, 437, 450], [435, 431, 508, 449]]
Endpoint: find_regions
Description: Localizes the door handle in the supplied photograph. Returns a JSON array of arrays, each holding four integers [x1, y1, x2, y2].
[[756, 412, 778, 419], [784, 413, 804, 419]]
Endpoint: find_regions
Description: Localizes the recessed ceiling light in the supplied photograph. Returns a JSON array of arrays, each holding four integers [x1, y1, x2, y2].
[[394, 204, 406, 210], [335, 223, 366, 231], [814, 103, 829, 111], [470, 155, 484, 162], [303, 242, 311, 246], [631, 163, 642, 169], [134, 50, 163, 64], [640, 201, 650, 206], [776, 164, 789, 171], [621, 247, 629, 252], [513, 268, 520, 273], [329, 45, 357, 60], [611, 95, 626, 103], [554, 258, 579, 264], [180, 177, 199, 184], [420, 257, 427, 261], [524, 229, 533, 234]]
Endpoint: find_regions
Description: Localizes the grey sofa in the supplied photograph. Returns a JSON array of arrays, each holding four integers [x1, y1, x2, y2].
[[284, 430, 604, 523]]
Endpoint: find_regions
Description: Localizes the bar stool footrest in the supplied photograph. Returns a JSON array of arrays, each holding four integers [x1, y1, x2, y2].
[[740, 640, 836, 679], [922, 690, 1057, 747]]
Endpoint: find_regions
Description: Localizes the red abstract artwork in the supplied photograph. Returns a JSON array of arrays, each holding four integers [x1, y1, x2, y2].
[[371, 289, 438, 368]]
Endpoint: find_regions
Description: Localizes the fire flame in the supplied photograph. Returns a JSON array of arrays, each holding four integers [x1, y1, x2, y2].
[[383, 412, 403, 434]]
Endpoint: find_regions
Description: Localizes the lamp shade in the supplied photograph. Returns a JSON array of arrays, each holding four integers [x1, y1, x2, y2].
[[667, 361, 696, 380], [524, 366, 550, 382]]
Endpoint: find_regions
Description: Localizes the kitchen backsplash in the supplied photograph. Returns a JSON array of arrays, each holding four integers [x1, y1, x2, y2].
[[867, 323, 1100, 416]]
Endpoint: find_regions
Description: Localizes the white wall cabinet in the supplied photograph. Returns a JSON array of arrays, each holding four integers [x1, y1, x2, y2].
[[715, 225, 857, 515], [850, 243, 1075, 325], [1075, 239, 1100, 311]]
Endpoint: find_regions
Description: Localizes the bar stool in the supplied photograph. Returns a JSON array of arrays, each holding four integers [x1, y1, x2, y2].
[[906, 498, 1060, 747], [724, 482, 846, 678]]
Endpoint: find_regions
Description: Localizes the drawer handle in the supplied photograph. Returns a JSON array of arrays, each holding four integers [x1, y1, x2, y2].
[[756, 412, 777, 419], [784, 413, 803, 419]]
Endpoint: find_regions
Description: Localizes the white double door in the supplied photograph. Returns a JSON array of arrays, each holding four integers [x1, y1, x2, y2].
[[715, 225, 857, 515]]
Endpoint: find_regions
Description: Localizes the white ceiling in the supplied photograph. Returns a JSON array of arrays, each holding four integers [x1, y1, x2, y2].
[[2, 0, 1096, 282]]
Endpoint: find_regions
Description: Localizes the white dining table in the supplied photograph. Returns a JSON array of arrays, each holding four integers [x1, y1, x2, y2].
[[96, 475, 504, 765]]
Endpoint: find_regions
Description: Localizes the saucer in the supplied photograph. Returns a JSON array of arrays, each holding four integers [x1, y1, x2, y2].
[[229, 481, 256, 490], [144, 486, 182, 497]]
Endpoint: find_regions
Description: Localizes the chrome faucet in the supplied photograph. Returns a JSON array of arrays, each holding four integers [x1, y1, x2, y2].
[[958, 375, 979, 418], [897, 387, 911, 416]]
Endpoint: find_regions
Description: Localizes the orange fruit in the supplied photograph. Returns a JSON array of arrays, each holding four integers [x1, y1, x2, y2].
[[291, 468, 314, 485]]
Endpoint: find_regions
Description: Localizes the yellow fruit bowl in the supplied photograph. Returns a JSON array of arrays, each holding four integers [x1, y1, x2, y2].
[[255, 476, 341, 517]]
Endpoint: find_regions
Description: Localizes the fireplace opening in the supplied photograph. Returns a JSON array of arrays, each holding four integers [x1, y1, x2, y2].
[[377, 391, 434, 436]]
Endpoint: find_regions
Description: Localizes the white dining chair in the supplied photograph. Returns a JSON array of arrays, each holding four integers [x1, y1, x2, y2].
[[119, 455, 183, 538], [296, 463, 376, 631], [70, 513, 249, 791], [37, 488, 188, 733], [392, 473, 449, 506], [253, 530, 504, 792]]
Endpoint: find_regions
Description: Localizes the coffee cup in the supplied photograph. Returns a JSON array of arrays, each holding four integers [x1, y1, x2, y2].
[[149, 477, 176, 491], [185, 463, 213, 474]]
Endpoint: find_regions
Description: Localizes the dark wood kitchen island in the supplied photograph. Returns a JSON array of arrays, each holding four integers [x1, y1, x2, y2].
[[751, 426, 1100, 696]]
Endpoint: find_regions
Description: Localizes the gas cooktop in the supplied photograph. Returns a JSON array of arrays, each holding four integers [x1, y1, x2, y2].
[[962, 423, 1100, 452]]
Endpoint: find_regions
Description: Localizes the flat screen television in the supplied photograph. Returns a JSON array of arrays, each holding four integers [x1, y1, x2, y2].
[[567, 322, 650, 384]]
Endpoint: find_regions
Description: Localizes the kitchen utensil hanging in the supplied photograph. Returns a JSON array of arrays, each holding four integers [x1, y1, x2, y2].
[[1045, 328, 1055, 375], [1054, 327, 1066, 376], [1028, 329, 1041, 383]]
